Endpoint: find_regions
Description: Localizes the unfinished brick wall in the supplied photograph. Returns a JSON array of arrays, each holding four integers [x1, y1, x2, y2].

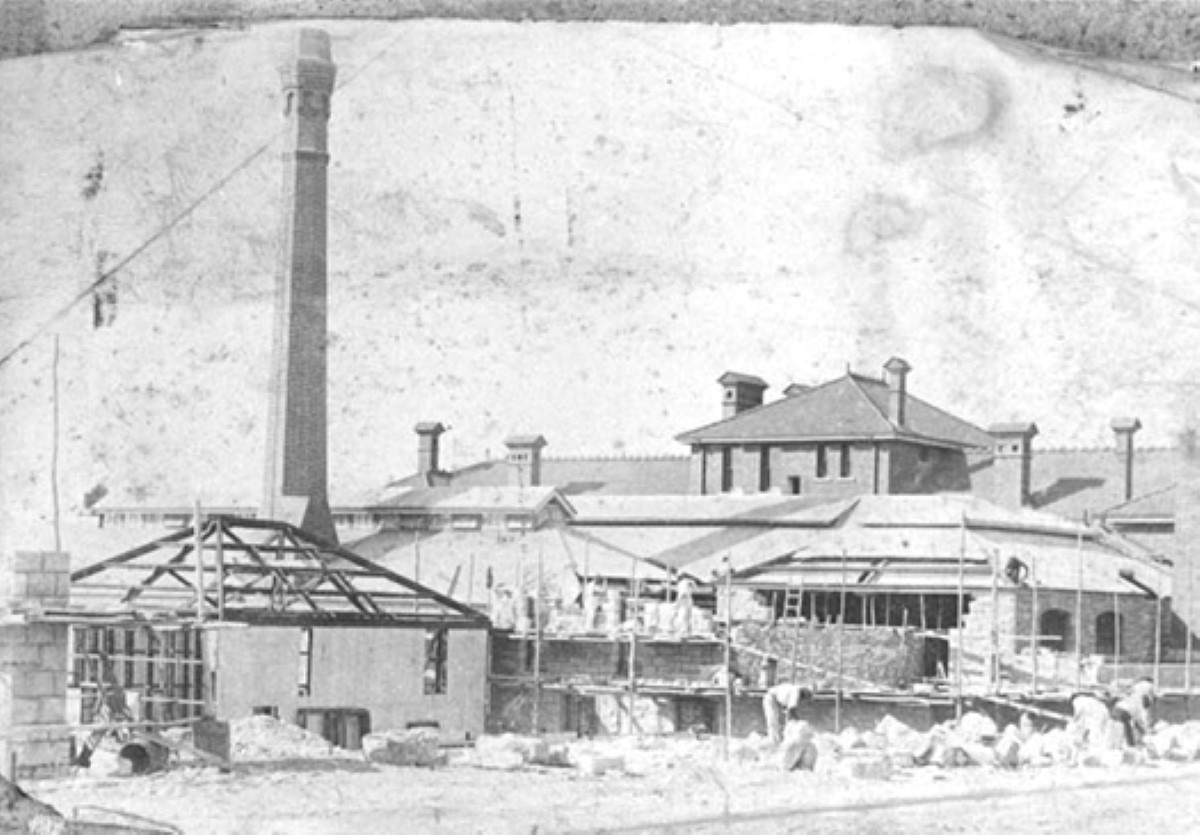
[[490, 634, 723, 684], [1009, 589, 1165, 662], [0, 552, 71, 779]]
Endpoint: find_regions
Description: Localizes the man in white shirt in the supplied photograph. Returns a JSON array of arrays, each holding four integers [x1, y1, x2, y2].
[[763, 682, 813, 744]]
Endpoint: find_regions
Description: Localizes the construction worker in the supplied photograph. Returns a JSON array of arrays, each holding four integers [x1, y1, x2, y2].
[[1111, 678, 1155, 748], [763, 682, 813, 745]]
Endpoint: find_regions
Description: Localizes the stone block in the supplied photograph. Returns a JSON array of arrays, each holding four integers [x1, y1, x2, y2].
[[838, 754, 893, 780], [362, 729, 442, 767], [474, 734, 553, 767], [24, 574, 61, 601], [41, 553, 71, 575], [575, 754, 624, 776], [10, 553, 44, 574], [12, 671, 56, 698], [10, 698, 41, 725]]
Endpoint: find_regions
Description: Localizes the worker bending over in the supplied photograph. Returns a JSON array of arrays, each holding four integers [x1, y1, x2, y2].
[[763, 682, 813, 744], [1111, 678, 1155, 748]]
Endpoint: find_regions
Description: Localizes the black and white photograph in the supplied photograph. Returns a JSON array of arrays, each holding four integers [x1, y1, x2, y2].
[[2, 2, 1200, 832]]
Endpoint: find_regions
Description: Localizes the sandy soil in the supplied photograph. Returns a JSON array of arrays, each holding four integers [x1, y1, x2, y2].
[[23, 720, 1200, 834]]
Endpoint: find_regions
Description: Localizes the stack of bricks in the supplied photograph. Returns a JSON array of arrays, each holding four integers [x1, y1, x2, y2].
[[0, 552, 72, 780]]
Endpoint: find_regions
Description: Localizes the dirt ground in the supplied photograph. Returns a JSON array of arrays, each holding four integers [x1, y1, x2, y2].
[[23, 730, 1200, 834]]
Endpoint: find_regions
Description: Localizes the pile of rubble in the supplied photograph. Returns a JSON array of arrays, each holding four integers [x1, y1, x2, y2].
[[230, 715, 345, 761], [757, 712, 1200, 779]]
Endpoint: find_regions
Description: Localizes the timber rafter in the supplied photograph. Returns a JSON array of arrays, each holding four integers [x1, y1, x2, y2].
[[72, 516, 489, 630]]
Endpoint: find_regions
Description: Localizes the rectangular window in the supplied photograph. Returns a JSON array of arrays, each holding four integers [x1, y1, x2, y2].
[[297, 628, 313, 697], [506, 514, 533, 531], [816, 444, 828, 479], [451, 514, 482, 530], [839, 443, 852, 478], [759, 446, 771, 491], [788, 476, 801, 495], [720, 447, 734, 492], [424, 628, 449, 695]]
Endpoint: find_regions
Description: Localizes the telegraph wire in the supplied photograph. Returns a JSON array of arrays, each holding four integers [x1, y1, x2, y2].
[[0, 25, 411, 372]]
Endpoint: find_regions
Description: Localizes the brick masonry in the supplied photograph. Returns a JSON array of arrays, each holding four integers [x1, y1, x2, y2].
[[0, 551, 72, 780]]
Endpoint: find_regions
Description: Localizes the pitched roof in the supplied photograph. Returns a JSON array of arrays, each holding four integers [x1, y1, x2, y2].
[[381, 455, 691, 499], [675, 373, 993, 449], [373, 485, 573, 515]]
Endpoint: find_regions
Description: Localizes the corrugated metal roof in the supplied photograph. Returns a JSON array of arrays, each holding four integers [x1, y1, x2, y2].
[[569, 494, 854, 525], [345, 526, 669, 608]]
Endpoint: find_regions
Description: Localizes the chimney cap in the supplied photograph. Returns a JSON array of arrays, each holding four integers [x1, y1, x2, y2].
[[505, 434, 548, 450], [988, 422, 1039, 439], [415, 421, 447, 436], [295, 28, 333, 62], [783, 383, 812, 398], [1111, 417, 1142, 434], [718, 372, 768, 389], [883, 356, 912, 375]]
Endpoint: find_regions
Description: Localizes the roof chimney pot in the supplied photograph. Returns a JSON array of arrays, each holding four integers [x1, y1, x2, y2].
[[415, 422, 447, 483], [718, 372, 768, 419], [883, 357, 911, 428], [1111, 417, 1142, 502], [505, 435, 548, 488]]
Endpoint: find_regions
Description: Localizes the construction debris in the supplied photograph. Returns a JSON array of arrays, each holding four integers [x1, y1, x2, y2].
[[229, 715, 343, 762], [362, 729, 443, 767]]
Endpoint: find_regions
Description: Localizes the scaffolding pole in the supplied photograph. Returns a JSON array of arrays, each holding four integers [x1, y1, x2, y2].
[[1075, 530, 1084, 691], [956, 514, 966, 720], [1031, 556, 1039, 696], [790, 573, 803, 685], [990, 548, 1000, 694], [193, 500, 205, 622], [628, 550, 639, 736], [215, 521, 225, 621], [1155, 581, 1163, 692], [723, 555, 733, 758], [533, 544, 544, 736], [1113, 591, 1121, 688], [837, 548, 847, 733], [1188, 545, 1195, 718]]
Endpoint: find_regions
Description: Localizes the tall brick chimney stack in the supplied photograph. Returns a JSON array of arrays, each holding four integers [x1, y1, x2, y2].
[[1111, 417, 1142, 502], [261, 29, 338, 543], [883, 357, 911, 428]]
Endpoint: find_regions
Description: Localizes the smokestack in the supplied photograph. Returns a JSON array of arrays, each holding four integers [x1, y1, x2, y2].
[[1111, 417, 1142, 502], [505, 435, 547, 488], [261, 29, 338, 542], [883, 357, 911, 428], [718, 372, 768, 419], [415, 422, 446, 482], [988, 422, 1038, 508]]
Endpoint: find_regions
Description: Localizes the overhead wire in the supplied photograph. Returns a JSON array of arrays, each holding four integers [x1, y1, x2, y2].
[[0, 24, 412, 371]]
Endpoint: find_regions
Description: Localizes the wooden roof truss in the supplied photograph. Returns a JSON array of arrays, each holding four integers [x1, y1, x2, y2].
[[71, 516, 489, 630]]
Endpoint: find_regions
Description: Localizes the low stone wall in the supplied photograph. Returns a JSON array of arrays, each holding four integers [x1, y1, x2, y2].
[[733, 621, 926, 690]]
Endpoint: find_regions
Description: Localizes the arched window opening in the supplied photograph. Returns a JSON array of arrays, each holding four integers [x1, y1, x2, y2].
[[1039, 609, 1073, 654], [1095, 611, 1124, 657]]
